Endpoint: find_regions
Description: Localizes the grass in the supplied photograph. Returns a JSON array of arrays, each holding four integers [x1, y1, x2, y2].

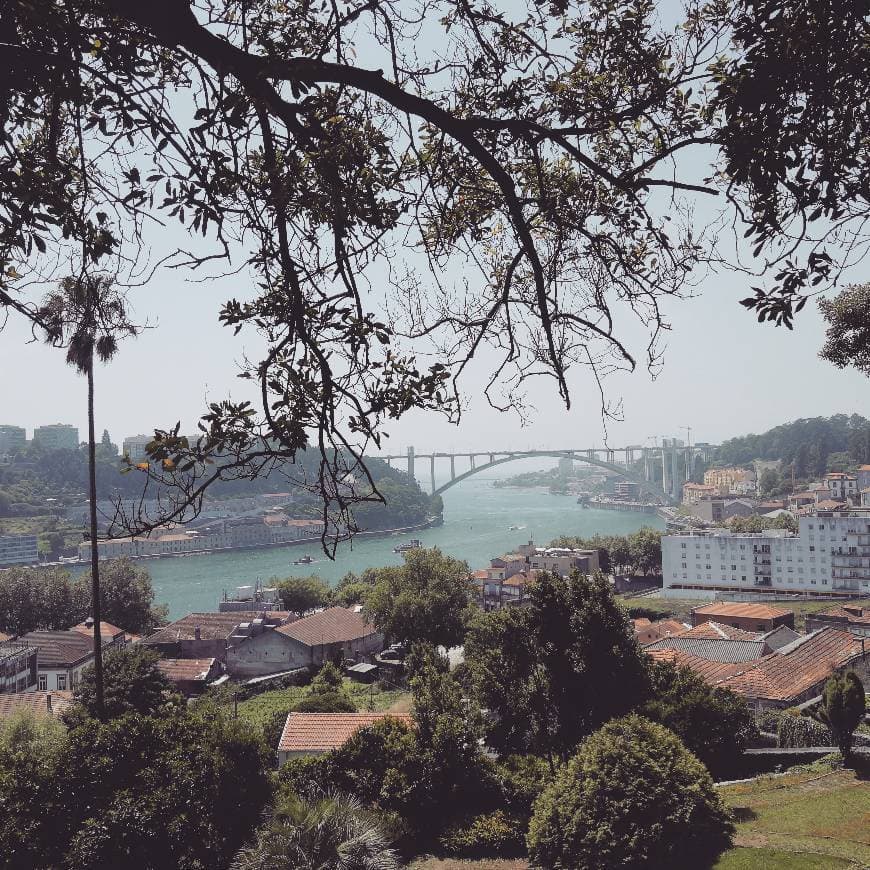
[[619, 595, 870, 630], [235, 677, 409, 732], [717, 763, 870, 867]]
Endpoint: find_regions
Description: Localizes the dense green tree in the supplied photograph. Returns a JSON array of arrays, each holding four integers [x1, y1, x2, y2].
[[276, 575, 330, 617], [758, 467, 782, 498], [820, 285, 870, 376], [68, 646, 178, 722], [627, 527, 662, 575], [465, 571, 651, 761], [90, 557, 168, 633], [363, 548, 474, 648], [727, 513, 797, 534], [815, 671, 866, 762], [642, 661, 756, 779], [230, 792, 401, 870], [526, 715, 733, 870]]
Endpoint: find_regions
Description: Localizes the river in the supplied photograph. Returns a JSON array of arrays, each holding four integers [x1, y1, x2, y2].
[[148, 474, 665, 618]]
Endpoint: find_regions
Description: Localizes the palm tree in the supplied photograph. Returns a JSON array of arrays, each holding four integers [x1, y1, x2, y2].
[[230, 792, 401, 870], [39, 274, 137, 718]]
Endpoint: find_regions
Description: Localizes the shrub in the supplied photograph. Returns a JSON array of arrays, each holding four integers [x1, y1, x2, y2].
[[440, 810, 525, 859], [777, 713, 832, 748], [527, 714, 733, 869], [494, 754, 553, 822], [293, 691, 356, 713]]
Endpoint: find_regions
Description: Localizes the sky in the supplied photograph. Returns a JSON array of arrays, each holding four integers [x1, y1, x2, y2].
[[2, 6, 869, 455]]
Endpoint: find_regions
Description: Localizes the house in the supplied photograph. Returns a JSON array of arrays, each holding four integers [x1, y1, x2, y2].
[[717, 628, 870, 711], [277, 711, 412, 763], [144, 610, 294, 661], [691, 602, 795, 632], [477, 569, 540, 611], [516, 543, 599, 575], [226, 607, 383, 678], [633, 618, 689, 646], [824, 472, 858, 503], [646, 647, 745, 684], [0, 690, 74, 721], [0, 640, 38, 694], [644, 635, 769, 664], [806, 604, 870, 637], [17, 628, 101, 691], [155, 657, 221, 696], [487, 552, 527, 580], [71, 619, 128, 649]]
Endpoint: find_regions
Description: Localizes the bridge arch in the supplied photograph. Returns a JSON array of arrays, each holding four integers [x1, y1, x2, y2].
[[431, 451, 672, 503]]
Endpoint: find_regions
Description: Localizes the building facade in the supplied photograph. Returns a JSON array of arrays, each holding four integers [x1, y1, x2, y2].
[[0, 534, 38, 567], [0, 641, 38, 693], [0, 425, 26, 455], [663, 510, 870, 596], [32, 424, 79, 451], [703, 467, 756, 495]]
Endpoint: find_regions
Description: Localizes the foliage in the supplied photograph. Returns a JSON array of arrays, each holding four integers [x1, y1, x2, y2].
[[276, 574, 330, 616], [68, 645, 178, 722], [642, 660, 757, 779], [776, 713, 832, 749], [439, 810, 524, 859], [0, 559, 165, 635], [820, 284, 870, 377], [294, 693, 358, 714], [815, 671, 866, 760], [493, 754, 554, 823], [332, 569, 380, 607], [550, 529, 660, 576], [363, 548, 474, 647], [526, 715, 733, 869], [230, 791, 401, 870], [466, 570, 650, 760], [727, 513, 797, 534], [0, 706, 272, 870]]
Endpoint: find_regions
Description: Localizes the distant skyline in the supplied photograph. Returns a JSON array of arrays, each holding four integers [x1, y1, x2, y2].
[[2, 257, 868, 452]]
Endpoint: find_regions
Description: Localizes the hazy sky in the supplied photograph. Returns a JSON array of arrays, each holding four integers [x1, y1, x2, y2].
[[2, 6, 868, 454]]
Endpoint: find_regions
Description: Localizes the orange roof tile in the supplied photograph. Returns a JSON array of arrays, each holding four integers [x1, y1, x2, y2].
[[646, 648, 745, 683], [276, 607, 378, 647], [71, 621, 125, 640], [278, 712, 412, 753], [0, 691, 74, 720], [146, 611, 294, 643], [718, 628, 865, 703], [693, 602, 793, 621], [677, 621, 762, 641], [812, 605, 870, 626], [156, 657, 217, 683]]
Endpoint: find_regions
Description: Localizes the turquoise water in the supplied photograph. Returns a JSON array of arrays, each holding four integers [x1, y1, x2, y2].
[[148, 476, 664, 618]]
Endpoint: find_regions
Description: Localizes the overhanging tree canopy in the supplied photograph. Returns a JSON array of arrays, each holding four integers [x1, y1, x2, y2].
[[2, 0, 866, 545]]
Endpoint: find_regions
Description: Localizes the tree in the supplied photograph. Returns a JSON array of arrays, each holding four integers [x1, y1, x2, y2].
[[815, 671, 866, 762], [7, 0, 837, 549], [276, 575, 330, 617], [90, 557, 168, 633], [627, 527, 662, 575], [294, 663, 356, 713], [230, 792, 401, 870], [526, 715, 733, 870], [39, 274, 138, 718], [465, 571, 650, 762], [642, 660, 756, 779], [69, 645, 177, 722], [363, 548, 474, 647], [758, 467, 782, 498]]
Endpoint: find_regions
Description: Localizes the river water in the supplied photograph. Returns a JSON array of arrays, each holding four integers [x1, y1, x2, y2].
[[148, 474, 665, 618]]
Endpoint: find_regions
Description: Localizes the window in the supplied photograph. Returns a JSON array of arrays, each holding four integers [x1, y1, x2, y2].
[[741, 575, 746, 582], [38, 674, 46, 691], [810, 546, 815, 552], [681, 543, 687, 549], [56, 674, 67, 691]]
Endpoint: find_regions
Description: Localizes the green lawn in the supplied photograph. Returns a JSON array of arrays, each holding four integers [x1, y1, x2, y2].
[[620, 595, 870, 630], [718, 765, 870, 867], [235, 678, 409, 732]]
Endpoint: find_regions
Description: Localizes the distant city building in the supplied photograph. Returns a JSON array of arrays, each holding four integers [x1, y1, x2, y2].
[[614, 480, 641, 500], [823, 472, 858, 502], [703, 466, 756, 495], [122, 434, 153, 461], [0, 641, 38, 694], [557, 456, 574, 476], [806, 603, 870, 637], [0, 535, 38, 567], [663, 510, 870, 596], [32, 423, 79, 451], [857, 465, 870, 493], [682, 482, 717, 504], [686, 497, 756, 524], [0, 425, 26, 455]]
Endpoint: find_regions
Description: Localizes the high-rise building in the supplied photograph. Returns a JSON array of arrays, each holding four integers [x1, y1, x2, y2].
[[0, 535, 39, 567], [122, 434, 153, 461], [0, 425, 27, 455], [32, 424, 79, 451]]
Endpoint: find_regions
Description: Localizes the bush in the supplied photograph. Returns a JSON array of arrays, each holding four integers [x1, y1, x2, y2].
[[440, 810, 525, 859], [777, 713, 832, 748], [527, 715, 733, 869], [293, 691, 356, 713], [494, 754, 553, 822]]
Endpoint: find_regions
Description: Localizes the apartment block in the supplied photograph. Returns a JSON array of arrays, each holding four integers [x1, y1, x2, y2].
[[0, 535, 38, 567], [32, 423, 79, 451], [663, 510, 870, 596], [0, 425, 26, 455]]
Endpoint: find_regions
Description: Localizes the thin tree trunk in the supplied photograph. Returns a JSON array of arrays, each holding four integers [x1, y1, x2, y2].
[[87, 360, 104, 718]]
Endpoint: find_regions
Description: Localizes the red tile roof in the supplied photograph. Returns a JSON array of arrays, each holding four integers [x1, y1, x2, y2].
[[718, 628, 866, 703], [693, 602, 793, 621], [146, 611, 294, 643], [71, 621, 126, 641], [0, 632, 11, 643], [0, 691, 74, 720], [156, 658, 217, 683], [677, 622, 762, 641], [646, 648, 745, 683], [812, 605, 870, 626], [18, 630, 95, 668], [278, 712, 412, 753], [276, 607, 378, 647]]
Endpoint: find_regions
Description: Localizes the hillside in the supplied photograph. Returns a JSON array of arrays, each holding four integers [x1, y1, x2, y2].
[[714, 414, 870, 474]]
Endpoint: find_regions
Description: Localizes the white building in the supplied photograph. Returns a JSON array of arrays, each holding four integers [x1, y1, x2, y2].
[[0, 534, 38, 567], [824, 473, 858, 502], [663, 510, 870, 597]]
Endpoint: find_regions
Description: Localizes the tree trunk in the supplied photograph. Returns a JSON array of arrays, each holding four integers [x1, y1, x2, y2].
[[87, 360, 104, 718]]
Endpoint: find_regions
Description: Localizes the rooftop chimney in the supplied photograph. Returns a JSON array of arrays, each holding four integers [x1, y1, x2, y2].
[[194, 626, 201, 641]]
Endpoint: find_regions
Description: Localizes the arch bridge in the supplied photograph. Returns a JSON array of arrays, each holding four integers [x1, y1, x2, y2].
[[378, 444, 716, 505]]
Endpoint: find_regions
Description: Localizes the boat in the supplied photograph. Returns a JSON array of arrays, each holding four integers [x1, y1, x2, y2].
[[508, 524, 526, 531], [293, 554, 314, 565], [393, 539, 423, 553]]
